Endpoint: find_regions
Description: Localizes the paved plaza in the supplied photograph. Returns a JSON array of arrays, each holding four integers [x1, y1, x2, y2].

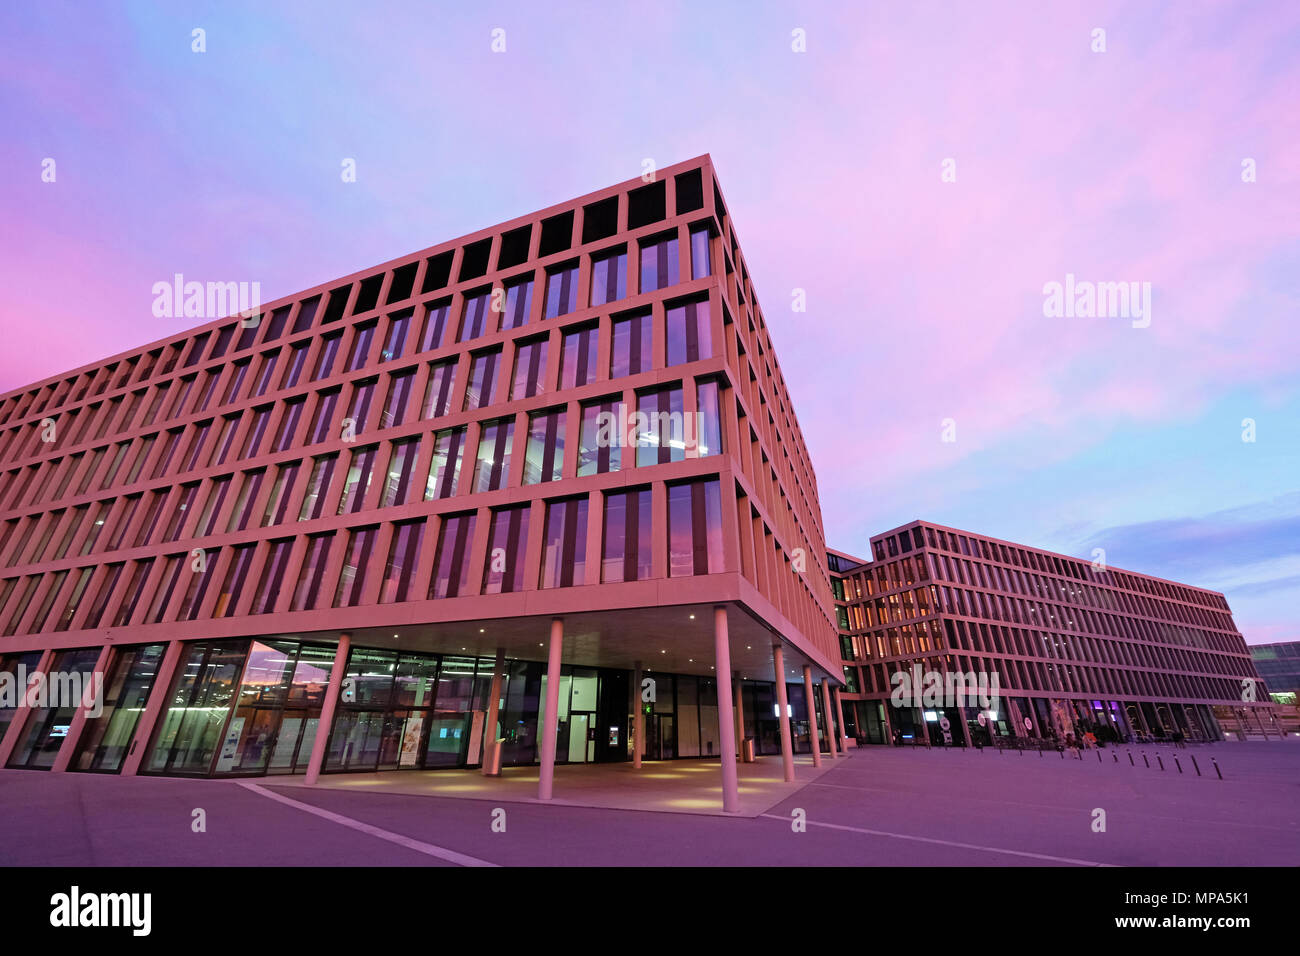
[[1, 741, 1295, 867]]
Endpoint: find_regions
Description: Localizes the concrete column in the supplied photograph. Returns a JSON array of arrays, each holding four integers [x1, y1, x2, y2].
[[772, 643, 795, 782], [833, 687, 850, 750], [801, 666, 822, 767], [304, 633, 351, 785], [481, 647, 505, 776], [121, 640, 186, 777], [51, 644, 114, 773], [732, 669, 746, 760], [821, 680, 839, 758], [538, 617, 563, 800], [0, 648, 54, 767], [632, 660, 644, 769], [714, 607, 740, 813]]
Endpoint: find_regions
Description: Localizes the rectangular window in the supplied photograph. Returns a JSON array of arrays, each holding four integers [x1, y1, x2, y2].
[[180, 422, 212, 473], [425, 427, 466, 500], [146, 553, 187, 623], [213, 544, 255, 617], [668, 479, 723, 577], [271, 397, 306, 452], [473, 419, 514, 493], [381, 370, 415, 428], [429, 513, 477, 599], [291, 532, 336, 611], [458, 289, 493, 342], [423, 359, 456, 420], [640, 234, 679, 292], [134, 489, 169, 546], [239, 405, 273, 459], [578, 398, 623, 476], [211, 415, 240, 466], [81, 562, 123, 629], [418, 300, 452, 352], [111, 558, 155, 626], [559, 324, 598, 390], [590, 248, 627, 306], [483, 505, 530, 595], [282, 343, 310, 389], [227, 469, 265, 532], [161, 483, 199, 542], [602, 488, 651, 583], [636, 386, 685, 466], [510, 337, 548, 400], [381, 309, 412, 362], [222, 359, 251, 404], [312, 332, 343, 381], [337, 445, 378, 515], [334, 526, 378, 607], [463, 349, 501, 411], [379, 519, 425, 604], [249, 539, 293, 615], [523, 409, 564, 485], [500, 276, 534, 330], [345, 379, 377, 434], [298, 454, 338, 521], [379, 438, 420, 508], [610, 312, 652, 378], [344, 322, 376, 372], [52, 567, 94, 631], [150, 430, 181, 478], [696, 379, 723, 457], [543, 262, 579, 319], [539, 496, 588, 589], [665, 299, 712, 366], [306, 388, 340, 445], [262, 461, 300, 526]]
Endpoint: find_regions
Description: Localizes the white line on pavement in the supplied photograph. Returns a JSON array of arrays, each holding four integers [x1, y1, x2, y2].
[[238, 782, 497, 867], [758, 813, 1118, 866]]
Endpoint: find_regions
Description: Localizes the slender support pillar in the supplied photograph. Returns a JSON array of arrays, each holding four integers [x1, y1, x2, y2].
[[121, 640, 185, 777], [802, 666, 822, 767], [833, 687, 849, 750], [632, 660, 644, 769], [51, 644, 113, 773], [304, 633, 351, 785], [733, 670, 746, 760], [772, 643, 795, 782], [481, 647, 505, 775], [538, 618, 564, 800], [821, 680, 839, 758], [714, 608, 740, 813], [0, 648, 54, 767]]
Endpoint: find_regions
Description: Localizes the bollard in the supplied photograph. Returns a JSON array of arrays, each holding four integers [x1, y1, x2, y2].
[[1190, 754, 1201, 777], [1175, 756, 1182, 774], [1212, 757, 1222, 780], [1112, 751, 1118, 763], [1097, 750, 1102, 763], [1142, 752, 1150, 768], [1128, 750, 1134, 765], [1157, 754, 1164, 771]]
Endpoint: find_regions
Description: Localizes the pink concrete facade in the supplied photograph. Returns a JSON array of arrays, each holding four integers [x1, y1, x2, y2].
[[0, 157, 842, 784], [831, 521, 1278, 744]]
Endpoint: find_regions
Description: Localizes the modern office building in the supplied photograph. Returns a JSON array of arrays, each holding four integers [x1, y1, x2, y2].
[[829, 521, 1279, 746], [1249, 641, 1300, 699], [0, 156, 850, 811]]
